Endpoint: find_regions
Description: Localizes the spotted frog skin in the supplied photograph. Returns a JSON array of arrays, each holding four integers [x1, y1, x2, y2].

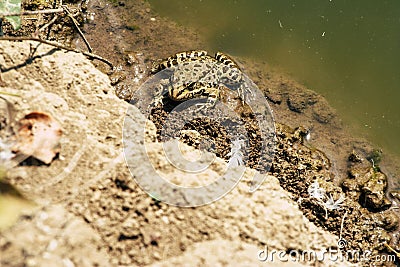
[[151, 50, 250, 106]]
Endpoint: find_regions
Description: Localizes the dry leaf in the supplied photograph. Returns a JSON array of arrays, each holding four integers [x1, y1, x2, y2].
[[13, 112, 62, 164]]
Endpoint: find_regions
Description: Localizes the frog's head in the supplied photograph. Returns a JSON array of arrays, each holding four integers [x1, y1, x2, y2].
[[151, 57, 179, 74], [150, 61, 163, 74]]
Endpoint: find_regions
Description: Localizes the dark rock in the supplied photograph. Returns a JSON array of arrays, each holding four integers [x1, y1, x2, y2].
[[372, 211, 399, 231]]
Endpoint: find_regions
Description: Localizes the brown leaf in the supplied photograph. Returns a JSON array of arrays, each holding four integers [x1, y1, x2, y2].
[[13, 112, 62, 164]]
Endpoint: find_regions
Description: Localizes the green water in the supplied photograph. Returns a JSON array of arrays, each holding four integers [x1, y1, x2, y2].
[[148, 0, 400, 158]]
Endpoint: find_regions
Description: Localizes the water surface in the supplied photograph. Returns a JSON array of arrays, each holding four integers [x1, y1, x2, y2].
[[148, 0, 400, 159]]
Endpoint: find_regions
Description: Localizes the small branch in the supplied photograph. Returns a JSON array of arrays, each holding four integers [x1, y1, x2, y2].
[[38, 14, 58, 34], [0, 19, 3, 37], [62, 6, 92, 53], [0, 9, 64, 18], [0, 36, 113, 68], [0, 91, 20, 97], [339, 210, 347, 240], [384, 243, 400, 259]]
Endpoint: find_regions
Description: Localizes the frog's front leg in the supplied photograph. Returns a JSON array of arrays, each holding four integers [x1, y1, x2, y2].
[[192, 85, 221, 111], [206, 86, 221, 107], [237, 82, 255, 105], [152, 79, 170, 107]]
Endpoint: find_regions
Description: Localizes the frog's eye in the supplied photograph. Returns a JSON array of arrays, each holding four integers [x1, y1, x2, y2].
[[193, 50, 208, 57], [150, 61, 163, 73]]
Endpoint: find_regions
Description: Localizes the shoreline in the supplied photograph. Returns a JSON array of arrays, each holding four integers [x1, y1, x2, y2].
[[79, 0, 400, 259], [79, 0, 399, 189], [0, 0, 398, 265]]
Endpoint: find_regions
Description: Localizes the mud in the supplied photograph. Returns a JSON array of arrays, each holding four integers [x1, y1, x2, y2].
[[0, 0, 399, 266]]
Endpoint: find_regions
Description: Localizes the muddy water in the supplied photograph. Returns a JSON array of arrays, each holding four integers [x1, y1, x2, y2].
[[147, 0, 400, 165]]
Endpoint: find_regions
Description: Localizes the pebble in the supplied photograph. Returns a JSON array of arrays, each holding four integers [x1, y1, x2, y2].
[[62, 258, 75, 267], [161, 216, 169, 224], [153, 252, 161, 260], [47, 239, 58, 251], [26, 258, 37, 267], [176, 213, 185, 220]]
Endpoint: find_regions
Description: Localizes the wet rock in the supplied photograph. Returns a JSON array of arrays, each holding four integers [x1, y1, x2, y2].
[[342, 165, 392, 210], [264, 89, 283, 104], [348, 150, 363, 163], [361, 169, 391, 210], [287, 96, 307, 113], [286, 89, 318, 113], [361, 169, 391, 209], [311, 96, 335, 124]]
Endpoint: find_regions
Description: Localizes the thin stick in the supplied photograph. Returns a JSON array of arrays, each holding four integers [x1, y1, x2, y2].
[[0, 9, 64, 18], [62, 6, 92, 53], [38, 14, 58, 33], [0, 36, 113, 68], [339, 210, 348, 240], [384, 243, 400, 259], [0, 91, 20, 97]]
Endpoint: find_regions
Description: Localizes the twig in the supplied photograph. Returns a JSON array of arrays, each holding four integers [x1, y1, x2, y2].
[[0, 19, 3, 36], [384, 243, 400, 259], [62, 6, 92, 53], [2, 5, 93, 55], [339, 210, 348, 240], [38, 14, 58, 34], [0, 36, 113, 68], [0, 9, 64, 18], [34, 11, 42, 37], [0, 91, 20, 97]]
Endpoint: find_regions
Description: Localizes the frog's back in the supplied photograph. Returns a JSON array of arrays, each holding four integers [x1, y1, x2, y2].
[[151, 50, 210, 74]]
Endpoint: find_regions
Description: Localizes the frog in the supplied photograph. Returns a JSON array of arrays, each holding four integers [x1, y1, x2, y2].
[[150, 50, 252, 108]]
